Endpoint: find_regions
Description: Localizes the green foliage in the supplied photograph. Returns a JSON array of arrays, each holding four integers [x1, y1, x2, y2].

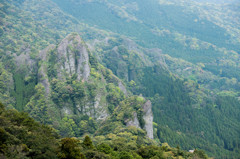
[[84, 150, 110, 159], [107, 96, 146, 127], [119, 151, 134, 159], [50, 77, 86, 111], [106, 83, 125, 113], [99, 41, 146, 82], [59, 117, 79, 137], [89, 54, 99, 70], [137, 146, 164, 159], [1, 0, 240, 158], [13, 73, 25, 111], [53, 0, 240, 64], [83, 136, 94, 149], [58, 138, 85, 159], [193, 149, 208, 159], [12, 70, 37, 111], [97, 143, 112, 154], [155, 94, 240, 158], [86, 83, 97, 100], [137, 109, 145, 129], [0, 102, 209, 159], [25, 84, 49, 124], [0, 102, 59, 159], [0, 27, 3, 36], [0, 63, 15, 108], [47, 49, 58, 79]]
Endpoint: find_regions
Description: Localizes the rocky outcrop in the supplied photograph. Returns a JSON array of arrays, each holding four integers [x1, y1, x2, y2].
[[143, 100, 154, 139], [126, 100, 154, 139], [62, 106, 73, 115], [81, 93, 108, 120], [38, 45, 55, 95], [57, 33, 90, 81], [14, 49, 35, 70], [118, 81, 128, 96], [126, 112, 140, 129]]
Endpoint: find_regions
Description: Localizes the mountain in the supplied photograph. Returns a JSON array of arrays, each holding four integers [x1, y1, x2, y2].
[[0, 0, 240, 158], [90, 35, 240, 157]]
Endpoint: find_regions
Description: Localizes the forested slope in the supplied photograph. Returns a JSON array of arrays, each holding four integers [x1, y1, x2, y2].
[[0, 0, 240, 158]]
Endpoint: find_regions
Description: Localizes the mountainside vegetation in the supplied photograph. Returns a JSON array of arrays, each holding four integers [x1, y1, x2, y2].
[[0, 102, 209, 159], [0, 0, 240, 158]]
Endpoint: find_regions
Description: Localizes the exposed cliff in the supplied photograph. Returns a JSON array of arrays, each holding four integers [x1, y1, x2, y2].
[[56, 33, 90, 81], [97, 96, 153, 139], [2, 32, 153, 140], [38, 45, 55, 95], [126, 112, 141, 129], [126, 99, 154, 139], [23, 33, 128, 137], [143, 100, 154, 139]]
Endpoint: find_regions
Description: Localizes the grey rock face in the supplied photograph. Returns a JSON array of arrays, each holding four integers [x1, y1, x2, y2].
[[118, 81, 128, 96], [94, 94, 109, 120], [57, 34, 90, 81], [38, 45, 55, 95], [82, 93, 108, 120], [62, 106, 73, 115], [126, 112, 141, 128], [143, 100, 154, 139], [126, 100, 154, 139], [14, 48, 36, 75]]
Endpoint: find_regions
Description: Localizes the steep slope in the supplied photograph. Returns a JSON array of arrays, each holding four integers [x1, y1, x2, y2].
[[0, 103, 59, 159], [0, 0, 154, 139], [1, 0, 240, 158], [96, 96, 153, 139], [4, 32, 153, 142], [88, 36, 240, 157], [24, 33, 128, 137]]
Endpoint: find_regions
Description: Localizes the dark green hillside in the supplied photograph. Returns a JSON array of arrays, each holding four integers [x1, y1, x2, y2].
[[133, 66, 240, 157], [0, 102, 209, 159], [0, 103, 59, 159], [90, 37, 240, 157], [52, 0, 240, 87]]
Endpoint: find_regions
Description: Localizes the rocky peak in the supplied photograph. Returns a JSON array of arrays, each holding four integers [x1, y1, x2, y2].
[[57, 33, 90, 81], [126, 112, 141, 129], [143, 100, 154, 139], [126, 99, 154, 139]]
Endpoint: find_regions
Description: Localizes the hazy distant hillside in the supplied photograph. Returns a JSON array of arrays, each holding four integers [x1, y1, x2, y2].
[[52, 0, 240, 66]]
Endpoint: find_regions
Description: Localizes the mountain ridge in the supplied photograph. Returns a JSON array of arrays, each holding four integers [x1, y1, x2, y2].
[[1, 0, 240, 158]]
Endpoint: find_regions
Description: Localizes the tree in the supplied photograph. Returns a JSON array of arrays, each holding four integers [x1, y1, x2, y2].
[[119, 151, 134, 159], [193, 149, 208, 159], [83, 136, 94, 149], [58, 138, 85, 159], [97, 143, 112, 154]]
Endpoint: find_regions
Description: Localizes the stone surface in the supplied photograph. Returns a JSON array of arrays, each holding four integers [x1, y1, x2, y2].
[[118, 81, 128, 96], [38, 45, 55, 95], [126, 100, 154, 139], [126, 112, 141, 129], [57, 34, 90, 81], [143, 100, 154, 139]]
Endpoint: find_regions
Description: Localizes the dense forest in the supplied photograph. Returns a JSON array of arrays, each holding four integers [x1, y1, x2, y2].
[[0, 102, 210, 159], [0, 0, 240, 158]]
